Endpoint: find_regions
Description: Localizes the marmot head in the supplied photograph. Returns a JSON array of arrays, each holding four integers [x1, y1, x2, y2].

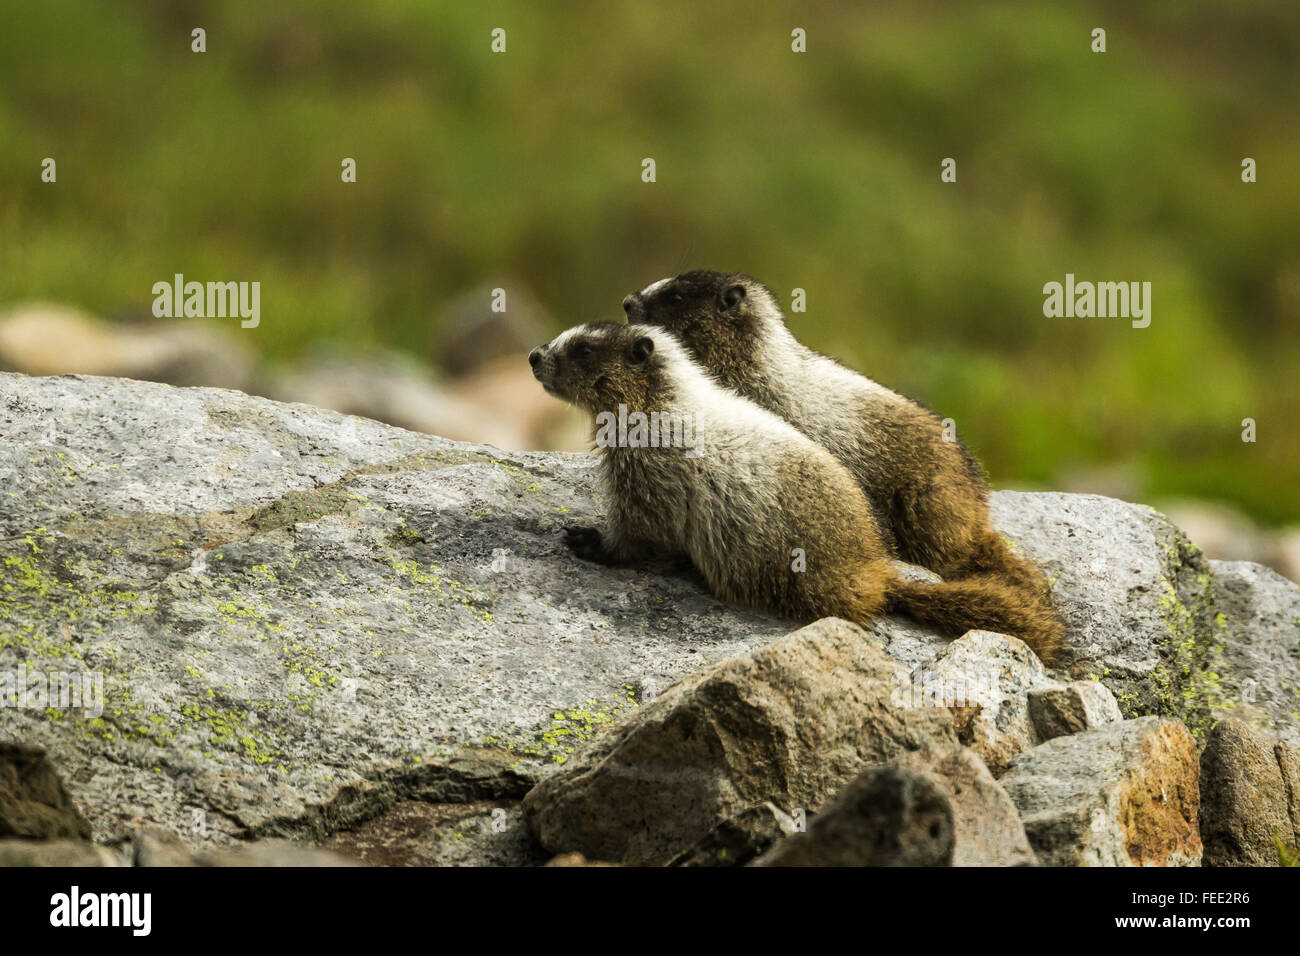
[[620, 270, 783, 386], [529, 322, 671, 413]]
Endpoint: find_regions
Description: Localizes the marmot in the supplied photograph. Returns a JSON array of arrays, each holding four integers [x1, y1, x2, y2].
[[622, 271, 1064, 651], [529, 321, 1065, 662]]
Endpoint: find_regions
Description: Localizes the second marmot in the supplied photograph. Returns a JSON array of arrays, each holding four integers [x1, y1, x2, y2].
[[623, 270, 1062, 637]]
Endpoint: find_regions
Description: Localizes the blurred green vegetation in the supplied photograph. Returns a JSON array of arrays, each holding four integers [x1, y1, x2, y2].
[[1, 1, 1296, 520]]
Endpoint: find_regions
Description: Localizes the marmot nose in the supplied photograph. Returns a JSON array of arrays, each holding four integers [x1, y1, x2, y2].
[[528, 347, 543, 368], [622, 294, 641, 317]]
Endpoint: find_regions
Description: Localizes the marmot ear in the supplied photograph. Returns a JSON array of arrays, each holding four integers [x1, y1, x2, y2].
[[629, 336, 655, 365], [721, 284, 746, 311]]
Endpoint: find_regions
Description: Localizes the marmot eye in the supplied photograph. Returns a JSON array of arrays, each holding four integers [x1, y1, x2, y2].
[[668, 292, 684, 304], [574, 342, 594, 358]]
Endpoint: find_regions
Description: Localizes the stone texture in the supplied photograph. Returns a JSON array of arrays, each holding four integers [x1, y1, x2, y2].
[[1208, 561, 1300, 745], [889, 746, 1035, 866], [999, 717, 1201, 867], [0, 371, 793, 856], [522, 618, 959, 865], [668, 802, 799, 868], [1199, 717, 1300, 866], [902, 630, 1056, 776], [3, 371, 1297, 865], [991, 492, 1223, 735], [1029, 682, 1124, 742], [753, 767, 954, 866]]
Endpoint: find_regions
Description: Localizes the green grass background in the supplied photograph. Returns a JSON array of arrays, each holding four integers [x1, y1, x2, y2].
[[1, 1, 1296, 520]]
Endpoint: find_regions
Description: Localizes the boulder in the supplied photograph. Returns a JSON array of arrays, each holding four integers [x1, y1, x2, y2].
[[2, 370, 1296, 865], [888, 746, 1035, 866], [1199, 717, 1300, 866], [522, 618, 959, 865], [999, 717, 1201, 866], [991, 492, 1223, 738], [1028, 682, 1123, 742], [753, 767, 954, 866], [0, 371, 792, 857], [1208, 561, 1300, 745], [757, 745, 1033, 867], [901, 630, 1055, 775]]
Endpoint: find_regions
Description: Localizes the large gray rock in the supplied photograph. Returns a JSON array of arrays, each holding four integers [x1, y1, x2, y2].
[[992, 492, 1227, 739], [999, 717, 1202, 867], [1207, 561, 1300, 745], [1199, 718, 1300, 866], [2, 371, 1295, 864], [522, 618, 959, 865], [0, 371, 793, 859]]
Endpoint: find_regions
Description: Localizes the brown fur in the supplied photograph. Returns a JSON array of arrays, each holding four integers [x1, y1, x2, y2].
[[624, 270, 1066, 664], [530, 322, 1066, 664]]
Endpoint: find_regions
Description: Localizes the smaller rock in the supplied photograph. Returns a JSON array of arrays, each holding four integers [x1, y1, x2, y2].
[[1028, 682, 1123, 741], [0, 741, 93, 841], [669, 802, 798, 867], [889, 746, 1035, 866], [1199, 718, 1300, 867], [522, 618, 958, 865], [753, 767, 954, 866], [905, 630, 1057, 775], [999, 717, 1201, 867]]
